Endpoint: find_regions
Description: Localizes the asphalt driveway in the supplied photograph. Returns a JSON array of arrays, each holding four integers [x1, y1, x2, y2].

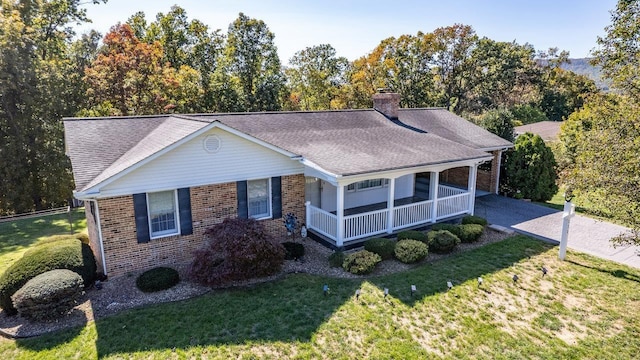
[[474, 194, 640, 269]]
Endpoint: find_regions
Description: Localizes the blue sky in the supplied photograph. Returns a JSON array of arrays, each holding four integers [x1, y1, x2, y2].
[[79, 0, 618, 63]]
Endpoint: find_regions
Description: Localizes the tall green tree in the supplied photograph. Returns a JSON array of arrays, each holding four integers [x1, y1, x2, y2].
[[220, 13, 284, 112], [504, 132, 558, 201], [593, 0, 640, 96], [0, 0, 105, 214], [285, 44, 348, 110], [479, 108, 515, 142], [560, 94, 640, 245]]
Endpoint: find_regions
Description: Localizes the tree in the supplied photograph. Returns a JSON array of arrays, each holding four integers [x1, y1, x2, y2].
[[504, 132, 558, 201], [593, 0, 640, 96], [560, 94, 640, 245], [220, 13, 284, 112], [479, 108, 515, 142], [0, 0, 105, 214], [285, 44, 348, 110]]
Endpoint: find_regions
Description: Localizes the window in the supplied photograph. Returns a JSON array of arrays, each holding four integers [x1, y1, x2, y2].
[[147, 190, 179, 238], [347, 179, 390, 192], [248, 179, 271, 219]]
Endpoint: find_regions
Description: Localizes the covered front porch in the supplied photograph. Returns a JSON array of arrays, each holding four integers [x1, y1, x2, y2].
[[303, 162, 483, 247]]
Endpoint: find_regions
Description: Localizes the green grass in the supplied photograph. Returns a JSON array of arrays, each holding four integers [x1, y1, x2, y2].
[[0, 208, 87, 274], [1, 235, 639, 359]]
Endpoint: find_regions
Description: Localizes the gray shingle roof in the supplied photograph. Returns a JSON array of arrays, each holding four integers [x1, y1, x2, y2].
[[515, 121, 561, 141], [64, 116, 208, 192], [398, 108, 513, 150], [64, 108, 511, 193]]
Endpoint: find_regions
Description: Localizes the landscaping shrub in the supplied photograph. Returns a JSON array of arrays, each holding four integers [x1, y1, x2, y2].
[[431, 223, 461, 237], [188, 218, 285, 286], [461, 215, 488, 226], [136, 267, 180, 292], [38, 233, 90, 245], [342, 250, 381, 275], [282, 242, 305, 260], [328, 251, 345, 268], [11, 269, 84, 320], [0, 239, 96, 315], [458, 224, 484, 243], [396, 230, 428, 243], [427, 230, 461, 254], [364, 238, 396, 260], [394, 239, 428, 264]]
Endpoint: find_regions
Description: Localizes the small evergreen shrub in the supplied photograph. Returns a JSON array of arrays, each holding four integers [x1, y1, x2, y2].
[[0, 239, 96, 315], [396, 230, 428, 243], [342, 250, 381, 275], [282, 242, 305, 260], [37, 233, 90, 245], [188, 218, 285, 286], [461, 215, 488, 226], [431, 223, 461, 237], [328, 251, 345, 268], [458, 224, 484, 243], [427, 230, 461, 254], [394, 239, 428, 264], [364, 238, 396, 260], [11, 269, 84, 320], [136, 267, 180, 292]]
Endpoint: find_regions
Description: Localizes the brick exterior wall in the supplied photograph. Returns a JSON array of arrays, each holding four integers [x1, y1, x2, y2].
[[84, 203, 104, 275], [489, 150, 501, 194], [439, 150, 502, 194], [95, 174, 306, 278], [440, 167, 469, 188]]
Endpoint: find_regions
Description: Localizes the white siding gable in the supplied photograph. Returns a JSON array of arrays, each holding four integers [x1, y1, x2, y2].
[[100, 128, 303, 196]]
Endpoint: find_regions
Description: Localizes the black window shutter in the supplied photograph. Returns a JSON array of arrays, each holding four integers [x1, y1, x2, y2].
[[237, 181, 248, 219], [133, 193, 150, 243], [272, 176, 282, 219], [178, 188, 193, 235]]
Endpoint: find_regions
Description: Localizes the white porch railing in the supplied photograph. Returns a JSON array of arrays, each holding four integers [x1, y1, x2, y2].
[[306, 185, 472, 245], [438, 184, 467, 198], [307, 206, 337, 239], [436, 193, 471, 220], [393, 200, 433, 230], [344, 209, 388, 241]]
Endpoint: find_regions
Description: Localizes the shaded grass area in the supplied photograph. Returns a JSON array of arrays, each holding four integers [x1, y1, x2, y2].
[[0, 208, 87, 274], [1, 235, 639, 359]]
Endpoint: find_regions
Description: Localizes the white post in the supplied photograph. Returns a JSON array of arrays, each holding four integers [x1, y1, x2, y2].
[[336, 185, 344, 247], [430, 171, 439, 222], [305, 201, 311, 231], [386, 178, 395, 234], [559, 200, 576, 260], [494, 150, 503, 194], [467, 165, 478, 215]]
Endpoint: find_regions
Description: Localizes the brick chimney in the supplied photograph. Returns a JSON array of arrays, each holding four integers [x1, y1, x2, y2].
[[372, 90, 400, 120]]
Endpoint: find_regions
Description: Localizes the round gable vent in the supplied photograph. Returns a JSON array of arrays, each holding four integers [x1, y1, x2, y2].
[[203, 135, 221, 153]]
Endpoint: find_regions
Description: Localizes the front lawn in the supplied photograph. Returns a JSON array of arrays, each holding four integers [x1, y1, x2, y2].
[[1, 235, 639, 359], [0, 208, 87, 274]]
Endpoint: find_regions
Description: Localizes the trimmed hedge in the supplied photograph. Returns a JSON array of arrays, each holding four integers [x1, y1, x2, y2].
[[431, 223, 460, 237], [364, 238, 396, 260], [394, 239, 428, 264], [458, 224, 484, 243], [396, 230, 428, 243], [427, 230, 461, 254], [37, 233, 90, 245], [283, 242, 305, 260], [461, 215, 488, 226], [342, 250, 381, 275], [11, 269, 84, 320], [0, 238, 96, 315], [328, 251, 345, 268], [136, 267, 180, 293]]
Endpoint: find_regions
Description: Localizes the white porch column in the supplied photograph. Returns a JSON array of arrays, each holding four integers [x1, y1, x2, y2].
[[430, 171, 439, 222], [305, 201, 311, 230], [336, 184, 345, 247], [386, 177, 396, 234], [468, 165, 478, 215], [494, 150, 503, 194]]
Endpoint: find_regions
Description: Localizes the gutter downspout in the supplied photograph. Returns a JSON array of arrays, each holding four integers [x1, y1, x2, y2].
[[89, 199, 107, 277]]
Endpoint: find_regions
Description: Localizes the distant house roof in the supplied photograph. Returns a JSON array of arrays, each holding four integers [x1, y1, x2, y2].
[[64, 108, 512, 193], [515, 121, 562, 141]]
